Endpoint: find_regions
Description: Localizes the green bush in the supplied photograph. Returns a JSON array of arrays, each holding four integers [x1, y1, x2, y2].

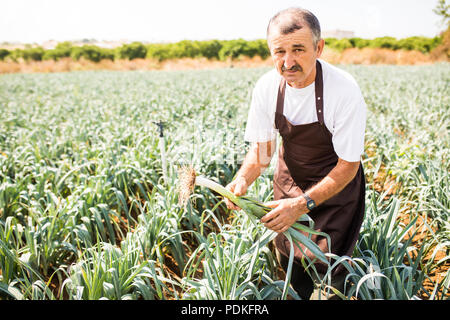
[[43, 41, 73, 61], [115, 42, 147, 60], [397, 36, 442, 53], [247, 39, 270, 59], [197, 40, 223, 59], [218, 39, 269, 61], [218, 39, 243, 60], [369, 37, 399, 50], [326, 36, 442, 53], [330, 38, 353, 51], [1, 35, 443, 65], [146, 43, 175, 61], [326, 37, 354, 51], [349, 37, 371, 49], [22, 47, 45, 61], [0, 48, 10, 61], [101, 48, 115, 61], [71, 45, 114, 62], [324, 37, 338, 48], [146, 40, 225, 61], [171, 40, 202, 58], [43, 49, 60, 61], [8, 49, 23, 62]]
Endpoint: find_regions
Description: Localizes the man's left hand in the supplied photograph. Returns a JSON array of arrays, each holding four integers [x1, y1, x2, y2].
[[261, 197, 308, 233]]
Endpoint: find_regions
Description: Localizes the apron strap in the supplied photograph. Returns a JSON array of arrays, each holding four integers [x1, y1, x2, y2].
[[314, 60, 325, 125], [276, 77, 286, 115]]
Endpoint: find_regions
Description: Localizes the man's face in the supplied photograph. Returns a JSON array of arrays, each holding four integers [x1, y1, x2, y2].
[[268, 26, 324, 88]]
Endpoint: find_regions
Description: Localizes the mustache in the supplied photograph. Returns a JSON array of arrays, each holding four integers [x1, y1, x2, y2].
[[281, 64, 302, 72]]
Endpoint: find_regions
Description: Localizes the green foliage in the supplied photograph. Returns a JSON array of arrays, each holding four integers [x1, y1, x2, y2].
[[6, 49, 23, 62], [330, 38, 353, 51], [324, 37, 337, 47], [42, 41, 73, 61], [249, 39, 271, 59], [170, 40, 202, 59], [21, 47, 45, 61], [433, 0, 450, 28], [218, 39, 248, 60], [115, 42, 147, 60], [325, 36, 443, 53], [144, 39, 269, 62], [197, 40, 223, 59], [397, 36, 442, 53], [218, 39, 269, 61], [0, 49, 10, 61], [146, 43, 174, 61], [2, 35, 445, 65], [326, 37, 363, 51], [70, 45, 115, 62], [369, 37, 399, 50], [348, 37, 371, 49]]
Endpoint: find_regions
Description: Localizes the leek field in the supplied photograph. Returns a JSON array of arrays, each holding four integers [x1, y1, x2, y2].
[[0, 63, 448, 300]]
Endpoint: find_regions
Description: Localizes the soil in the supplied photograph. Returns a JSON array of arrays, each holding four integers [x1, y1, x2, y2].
[[399, 212, 449, 299]]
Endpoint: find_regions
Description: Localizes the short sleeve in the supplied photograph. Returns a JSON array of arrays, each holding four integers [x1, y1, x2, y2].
[[332, 87, 367, 162], [244, 78, 277, 143]]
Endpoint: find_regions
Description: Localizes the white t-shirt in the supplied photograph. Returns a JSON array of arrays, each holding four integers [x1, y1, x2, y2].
[[244, 59, 367, 162]]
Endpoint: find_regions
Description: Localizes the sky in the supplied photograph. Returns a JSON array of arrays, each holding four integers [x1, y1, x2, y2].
[[0, 0, 446, 44]]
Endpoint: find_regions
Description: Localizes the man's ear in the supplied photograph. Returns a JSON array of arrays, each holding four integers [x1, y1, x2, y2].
[[316, 39, 325, 58]]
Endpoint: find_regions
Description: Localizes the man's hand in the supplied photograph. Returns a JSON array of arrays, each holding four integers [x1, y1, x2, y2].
[[224, 140, 276, 210], [224, 176, 248, 210], [261, 197, 308, 233]]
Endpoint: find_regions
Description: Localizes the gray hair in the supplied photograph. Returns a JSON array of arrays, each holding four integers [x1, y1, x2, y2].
[[267, 7, 321, 47]]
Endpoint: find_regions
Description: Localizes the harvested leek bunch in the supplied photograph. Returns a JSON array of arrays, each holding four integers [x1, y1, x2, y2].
[[178, 165, 270, 219], [178, 165, 330, 260], [178, 165, 332, 298]]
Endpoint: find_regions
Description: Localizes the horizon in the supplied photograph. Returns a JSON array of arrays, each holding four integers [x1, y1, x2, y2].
[[0, 0, 446, 45]]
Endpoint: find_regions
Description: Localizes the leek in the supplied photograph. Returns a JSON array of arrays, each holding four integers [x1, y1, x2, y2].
[[178, 165, 331, 266]]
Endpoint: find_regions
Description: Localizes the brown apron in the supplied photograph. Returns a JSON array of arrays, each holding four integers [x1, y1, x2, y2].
[[273, 60, 366, 275]]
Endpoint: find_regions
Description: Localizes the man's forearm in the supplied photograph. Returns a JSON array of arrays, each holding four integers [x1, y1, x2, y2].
[[260, 157, 361, 233], [236, 140, 276, 186], [303, 158, 360, 207]]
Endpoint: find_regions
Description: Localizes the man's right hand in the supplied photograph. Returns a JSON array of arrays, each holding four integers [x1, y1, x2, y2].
[[225, 176, 248, 210], [224, 140, 276, 211]]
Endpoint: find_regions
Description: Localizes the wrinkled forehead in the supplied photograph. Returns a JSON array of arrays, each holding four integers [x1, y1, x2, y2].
[[267, 26, 314, 49]]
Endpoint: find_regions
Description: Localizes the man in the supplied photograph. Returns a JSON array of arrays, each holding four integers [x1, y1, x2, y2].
[[225, 7, 366, 300]]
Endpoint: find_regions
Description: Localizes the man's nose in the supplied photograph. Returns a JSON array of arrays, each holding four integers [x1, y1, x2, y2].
[[283, 52, 296, 69]]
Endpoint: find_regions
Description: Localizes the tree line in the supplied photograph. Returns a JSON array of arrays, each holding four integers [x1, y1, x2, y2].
[[0, 36, 443, 63]]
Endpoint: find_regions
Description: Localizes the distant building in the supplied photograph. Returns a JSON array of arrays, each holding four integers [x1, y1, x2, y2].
[[322, 29, 355, 39], [42, 40, 58, 49]]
